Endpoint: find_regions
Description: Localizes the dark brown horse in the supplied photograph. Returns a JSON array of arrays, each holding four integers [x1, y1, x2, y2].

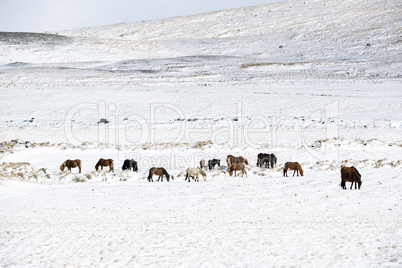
[[148, 167, 170, 182], [341, 166, 362, 189], [95, 158, 114, 172], [283, 162, 304, 177], [228, 163, 247, 177], [60, 159, 81, 173], [226, 155, 248, 170]]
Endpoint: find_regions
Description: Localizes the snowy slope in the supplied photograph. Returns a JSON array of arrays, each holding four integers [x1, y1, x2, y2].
[[0, 0, 401, 87]]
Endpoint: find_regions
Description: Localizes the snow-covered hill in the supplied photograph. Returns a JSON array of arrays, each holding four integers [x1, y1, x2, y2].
[[0, 0, 401, 87]]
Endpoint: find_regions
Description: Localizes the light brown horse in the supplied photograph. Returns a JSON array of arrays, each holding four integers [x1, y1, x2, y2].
[[185, 167, 207, 182], [283, 162, 304, 177], [227, 155, 249, 170], [340, 166, 362, 189], [148, 167, 170, 182], [60, 159, 81, 173], [228, 163, 247, 177], [95, 158, 114, 172]]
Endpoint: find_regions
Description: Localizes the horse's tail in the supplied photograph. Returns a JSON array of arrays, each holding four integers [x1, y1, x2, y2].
[[340, 173, 346, 189], [148, 168, 153, 181], [283, 163, 288, 176]]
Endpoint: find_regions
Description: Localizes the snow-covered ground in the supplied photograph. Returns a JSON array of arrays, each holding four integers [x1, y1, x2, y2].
[[0, 0, 401, 266]]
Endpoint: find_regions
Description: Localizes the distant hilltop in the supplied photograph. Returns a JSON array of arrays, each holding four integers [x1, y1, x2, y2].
[[0, 32, 72, 45]]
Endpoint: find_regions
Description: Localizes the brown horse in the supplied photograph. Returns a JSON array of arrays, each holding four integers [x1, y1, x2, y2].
[[60, 159, 81, 173], [228, 163, 247, 177], [341, 166, 362, 189], [148, 167, 170, 182], [95, 158, 114, 172], [227, 155, 248, 170], [283, 162, 304, 177]]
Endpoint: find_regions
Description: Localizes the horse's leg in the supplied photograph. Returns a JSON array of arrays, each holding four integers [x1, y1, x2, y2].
[[293, 170, 296, 176]]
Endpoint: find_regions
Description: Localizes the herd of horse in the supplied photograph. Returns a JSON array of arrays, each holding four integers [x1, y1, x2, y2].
[[60, 153, 362, 189]]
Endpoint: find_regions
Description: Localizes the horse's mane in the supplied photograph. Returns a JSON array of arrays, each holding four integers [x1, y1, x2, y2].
[[351, 166, 361, 178], [161, 167, 169, 177]]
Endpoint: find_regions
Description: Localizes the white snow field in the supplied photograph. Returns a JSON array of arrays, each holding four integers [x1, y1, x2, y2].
[[0, 0, 401, 266]]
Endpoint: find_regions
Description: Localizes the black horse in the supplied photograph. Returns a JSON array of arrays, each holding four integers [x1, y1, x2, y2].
[[122, 159, 138, 171], [256, 153, 277, 169], [208, 159, 221, 170]]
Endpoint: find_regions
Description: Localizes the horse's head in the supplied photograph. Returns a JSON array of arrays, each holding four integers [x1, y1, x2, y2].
[[60, 162, 65, 171], [353, 170, 362, 189], [95, 164, 99, 171], [300, 169, 304, 176], [244, 159, 249, 165], [166, 174, 170, 182]]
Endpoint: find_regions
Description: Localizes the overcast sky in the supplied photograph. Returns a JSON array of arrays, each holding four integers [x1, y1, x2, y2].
[[0, 0, 281, 33]]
